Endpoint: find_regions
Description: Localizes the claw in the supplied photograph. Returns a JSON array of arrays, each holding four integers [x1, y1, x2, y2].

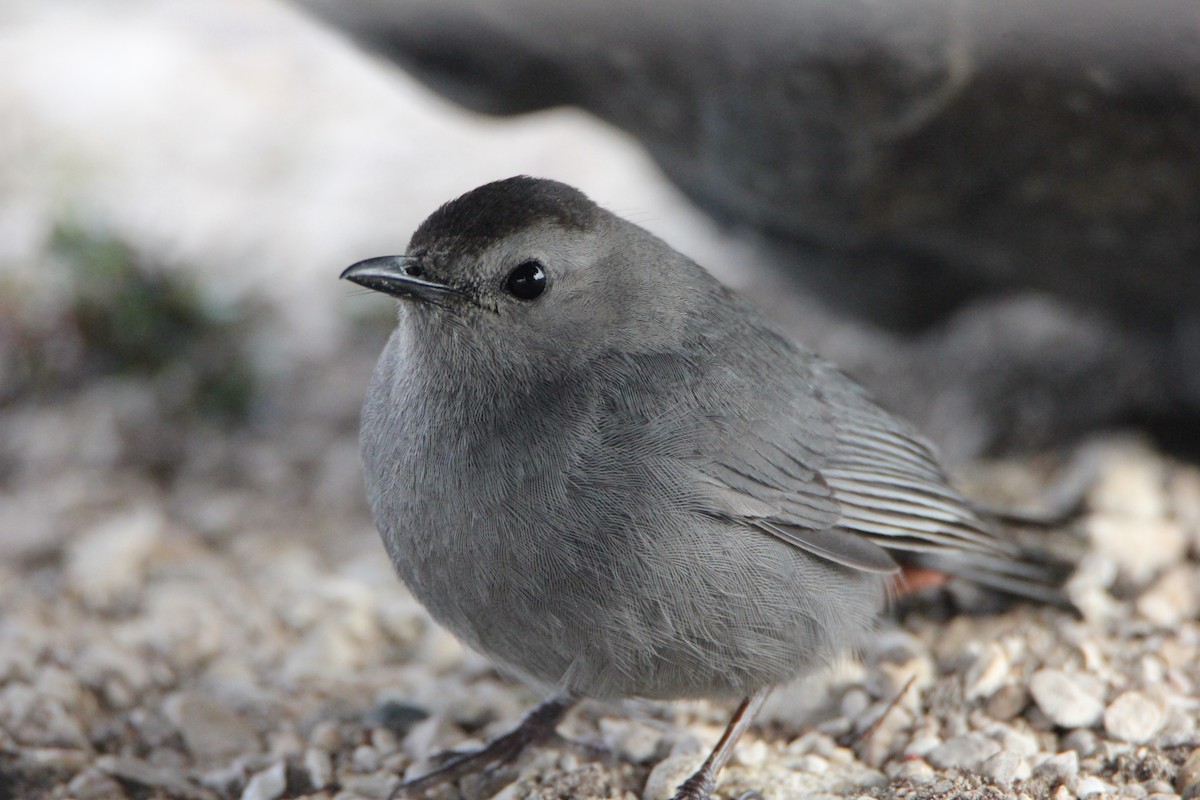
[[389, 697, 575, 799]]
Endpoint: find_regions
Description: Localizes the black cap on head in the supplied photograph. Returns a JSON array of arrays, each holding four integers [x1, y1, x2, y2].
[[408, 176, 599, 258]]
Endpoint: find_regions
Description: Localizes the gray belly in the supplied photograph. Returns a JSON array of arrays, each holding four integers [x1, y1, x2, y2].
[[379, 501, 887, 701]]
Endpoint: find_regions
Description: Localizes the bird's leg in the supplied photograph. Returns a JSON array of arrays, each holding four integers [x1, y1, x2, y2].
[[671, 690, 769, 800], [391, 696, 576, 798]]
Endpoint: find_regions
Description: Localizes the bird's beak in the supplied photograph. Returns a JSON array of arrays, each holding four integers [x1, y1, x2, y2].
[[339, 255, 462, 303]]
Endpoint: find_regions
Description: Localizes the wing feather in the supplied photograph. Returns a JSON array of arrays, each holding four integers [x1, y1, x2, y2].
[[695, 359, 1014, 574]]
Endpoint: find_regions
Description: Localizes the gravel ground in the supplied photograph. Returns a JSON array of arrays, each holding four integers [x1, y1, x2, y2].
[[3, 375, 1200, 800], [4, 2, 1200, 800]]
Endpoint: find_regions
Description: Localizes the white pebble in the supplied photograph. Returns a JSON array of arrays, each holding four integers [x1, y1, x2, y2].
[[599, 718, 663, 763], [1088, 516, 1186, 587], [785, 730, 837, 757], [1030, 669, 1105, 728], [65, 506, 163, 609], [889, 758, 935, 784], [643, 753, 702, 800], [794, 754, 828, 774], [352, 744, 381, 772], [304, 747, 333, 790], [1104, 691, 1166, 744], [240, 761, 286, 800], [1035, 750, 1080, 782], [1077, 776, 1117, 796], [1088, 452, 1166, 516], [732, 739, 768, 767], [964, 643, 1010, 701], [983, 750, 1031, 787], [996, 726, 1039, 757], [1136, 567, 1200, 627], [164, 692, 261, 763], [927, 733, 1001, 770]]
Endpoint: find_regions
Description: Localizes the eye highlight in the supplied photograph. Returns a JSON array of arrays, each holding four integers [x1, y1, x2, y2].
[[505, 260, 547, 300]]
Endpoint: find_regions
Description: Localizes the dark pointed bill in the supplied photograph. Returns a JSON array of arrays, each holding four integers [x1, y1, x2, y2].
[[340, 256, 462, 302]]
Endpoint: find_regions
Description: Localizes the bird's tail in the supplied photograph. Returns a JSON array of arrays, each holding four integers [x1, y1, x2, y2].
[[899, 543, 1076, 609]]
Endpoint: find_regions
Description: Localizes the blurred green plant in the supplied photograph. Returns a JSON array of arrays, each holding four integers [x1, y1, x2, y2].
[[54, 223, 210, 374], [1, 221, 255, 424]]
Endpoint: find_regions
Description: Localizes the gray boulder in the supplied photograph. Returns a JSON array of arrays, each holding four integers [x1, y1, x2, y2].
[[294, 0, 1200, 457]]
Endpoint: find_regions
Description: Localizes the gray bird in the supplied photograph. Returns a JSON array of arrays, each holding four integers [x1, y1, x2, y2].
[[341, 176, 1064, 800]]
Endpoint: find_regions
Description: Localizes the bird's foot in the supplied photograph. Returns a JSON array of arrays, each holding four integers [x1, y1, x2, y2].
[[390, 697, 574, 799], [670, 767, 716, 800], [669, 768, 765, 800]]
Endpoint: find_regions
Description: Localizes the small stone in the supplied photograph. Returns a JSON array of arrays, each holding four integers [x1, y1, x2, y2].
[[841, 688, 871, 719], [785, 730, 837, 757], [65, 506, 164, 609], [1135, 655, 1168, 686], [1061, 729, 1100, 757], [1067, 554, 1124, 623], [366, 700, 429, 738], [305, 747, 334, 789], [644, 754, 702, 800], [370, 726, 401, 757], [986, 685, 1030, 721], [983, 750, 1031, 788], [27, 748, 90, 770], [268, 729, 305, 759], [906, 733, 941, 758], [96, 755, 217, 800], [1105, 691, 1166, 744], [343, 771, 401, 800], [131, 707, 178, 750], [1088, 450, 1167, 517], [889, 758, 935, 784], [599, 718, 664, 763], [828, 746, 858, 765], [927, 733, 1001, 770], [732, 739, 768, 767], [66, 767, 126, 800], [857, 701, 912, 768], [794, 754, 828, 774], [1029, 669, 1105, 728], [198, 763, 245, 797], [241, 762, 286, 800], [308, 719, 342, 752], [1102, 739, 1137, 761], [1137, 567, 1200, 627], [879, 655, 934, 700], [1178, 747, 1200, 798], [964, 644, 1010, 701], [1078, 776, 1117, 796], [1088, 516, 1187, 587], [75, 641, 154, 710], [165, 692, 261, 762], [996, 727, 1039, 757], [1054, 784, 1073, 800], [556, 750, 580, 772], [1035, 750, 1080, 782], [352, 744, 381, 772]]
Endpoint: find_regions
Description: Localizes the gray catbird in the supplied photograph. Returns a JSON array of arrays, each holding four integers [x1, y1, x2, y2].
[[341, 176, 1065, 800]]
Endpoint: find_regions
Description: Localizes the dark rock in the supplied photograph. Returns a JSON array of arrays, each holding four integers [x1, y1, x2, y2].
[[291, 0, 1200, 456], [365, 699, 430, 738]]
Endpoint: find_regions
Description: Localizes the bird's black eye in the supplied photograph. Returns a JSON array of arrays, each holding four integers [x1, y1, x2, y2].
[[505, 260, 547, 300]]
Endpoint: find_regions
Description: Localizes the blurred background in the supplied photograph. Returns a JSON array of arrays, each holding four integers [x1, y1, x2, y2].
[[2, 1, 1199, 798]]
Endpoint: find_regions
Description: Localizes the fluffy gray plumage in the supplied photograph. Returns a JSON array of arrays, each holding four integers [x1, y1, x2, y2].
[[352, 176, 1052, 702]]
